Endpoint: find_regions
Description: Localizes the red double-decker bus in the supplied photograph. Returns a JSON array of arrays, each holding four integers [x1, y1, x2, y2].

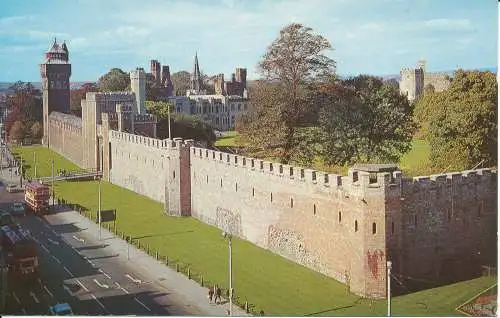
[[25, 182, 51, 214], [1, 224, 38, 281]]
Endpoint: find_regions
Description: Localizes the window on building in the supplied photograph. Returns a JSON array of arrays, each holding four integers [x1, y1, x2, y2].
[[372, 222, 377, 234], [290, 198, 293, 208], [355, 220, 358, 232], [270, 192, 273, 202], [391, 221, 395, 235], [313, 204, 316, 215], [338, 211, 342, 223]]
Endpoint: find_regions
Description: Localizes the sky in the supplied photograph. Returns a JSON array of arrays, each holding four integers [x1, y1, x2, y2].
[[0, 0, 497, 82]]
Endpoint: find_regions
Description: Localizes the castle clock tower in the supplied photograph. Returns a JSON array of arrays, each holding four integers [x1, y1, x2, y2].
[[40, 38, 71, 145]]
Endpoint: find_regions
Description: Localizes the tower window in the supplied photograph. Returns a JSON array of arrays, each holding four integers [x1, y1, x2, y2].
[[252, 188, 255, 197], [391, 221, 395, 235], [206, 175, 208, 184], [290, 198, 293, 208], [235, 183, 238, 192], [372, 222, 377, 235], [338, 211, 342, 223], [270, 192, 273, 202], [355, 220, 358, 232]]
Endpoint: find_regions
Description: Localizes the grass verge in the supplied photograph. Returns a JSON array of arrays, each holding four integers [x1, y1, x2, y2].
[[10, 145, 495, 316]]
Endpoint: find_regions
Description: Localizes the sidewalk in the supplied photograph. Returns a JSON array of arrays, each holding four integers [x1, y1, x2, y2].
[[50, 208, 251, 317]]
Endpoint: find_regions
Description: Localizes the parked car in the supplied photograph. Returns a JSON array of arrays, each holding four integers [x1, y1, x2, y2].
[[49, 303, 74, 316], [10, 202, 25, 216], [0, 211, 14, 226], [6, 184, 17, 193]]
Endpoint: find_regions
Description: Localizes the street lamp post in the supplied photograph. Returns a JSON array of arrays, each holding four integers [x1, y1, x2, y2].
[[222, 231, 233, 316], [34, 152, 37, 179], [387, 261, 392, 317], [19, 153, 23, 188], [51, 158, 55, 207], [98, 178, 102, 240]]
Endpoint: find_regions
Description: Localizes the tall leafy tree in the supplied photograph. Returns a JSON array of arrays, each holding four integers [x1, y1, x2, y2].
[[97, 68, 130, 92], [4, 81, 42, 138], [243, 23, 336, 163], [318, 75, 415, 165], [70, 82, 99, 115], [415, 70, 497, 170]]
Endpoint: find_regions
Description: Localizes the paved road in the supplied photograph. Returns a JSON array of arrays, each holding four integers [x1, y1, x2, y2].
[[0, 169, 249, 316]]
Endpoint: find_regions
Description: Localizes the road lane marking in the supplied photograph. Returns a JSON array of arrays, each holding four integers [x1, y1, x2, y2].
[[72, 235, 85, 243], [47, 238, 59, 245], [115, 282, 130, 294], [134, 297, 152, 312], [125, 274, 142, 284], [52, 255, 61, 264], [76, 279, 89, 292], [63, 266, 74, 277], [91, 294, 108, 312], [103, 273, 111, 279], [93, 279, 109, 289], [40, 243, 50, 253], [63, 284, 72, 294], [30, 291, 40, 304], [13, 292, 20, 304], [43, 285, 54, 298]]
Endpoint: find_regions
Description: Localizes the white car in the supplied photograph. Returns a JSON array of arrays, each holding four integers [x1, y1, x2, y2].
[[6, 184, 17, 193]]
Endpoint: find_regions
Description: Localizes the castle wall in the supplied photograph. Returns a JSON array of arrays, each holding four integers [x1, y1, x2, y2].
[[108, 131, 170, 203], [189, 147, 389, 298], [389, 169, 497, 284], [48, 112, 84, 166], [424, 72, 452, 92]]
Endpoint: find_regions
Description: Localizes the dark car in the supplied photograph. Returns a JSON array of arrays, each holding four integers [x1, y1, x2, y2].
[[0, 211, 14, 226]]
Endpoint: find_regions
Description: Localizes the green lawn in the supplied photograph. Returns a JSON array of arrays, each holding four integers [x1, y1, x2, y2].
[[10, 145, 495, 316], [215, 131, 241, 147], [398, 140, 434, 176]]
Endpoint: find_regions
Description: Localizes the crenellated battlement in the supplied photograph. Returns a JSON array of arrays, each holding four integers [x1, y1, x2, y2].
[[110, 130, 167, 149], [190, 146, 368, 190], [85, 91, 136, 102], [134, 114, 157, 122], [406, 168, 495, 190], [116, 103, 133, 113]]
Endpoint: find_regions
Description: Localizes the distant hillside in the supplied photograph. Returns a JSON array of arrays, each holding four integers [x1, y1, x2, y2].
[[0, 82, 93, 93]]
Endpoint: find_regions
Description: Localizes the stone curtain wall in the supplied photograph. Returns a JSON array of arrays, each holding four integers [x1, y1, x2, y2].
[[108, 131, 170, 202], [189, 147, 391, 298], [424, 72, 452, 92], [48, 112, 84, 166], [389, 168, 497, 285]]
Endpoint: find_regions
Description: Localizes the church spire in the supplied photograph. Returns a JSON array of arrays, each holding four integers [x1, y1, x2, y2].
[[190, 51, 203, 93]]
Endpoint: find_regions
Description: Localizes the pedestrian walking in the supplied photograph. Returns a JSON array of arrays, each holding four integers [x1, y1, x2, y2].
[[208, 286, 214, 303], [214, 285, 222, 304]]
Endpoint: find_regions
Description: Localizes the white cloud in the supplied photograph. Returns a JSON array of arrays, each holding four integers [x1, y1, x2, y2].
[[422, 18, 472, 30]]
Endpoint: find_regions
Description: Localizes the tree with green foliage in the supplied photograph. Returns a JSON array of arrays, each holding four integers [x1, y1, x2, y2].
[[9, 121, 26, 142], [98, 68, 130, 92], [5, 81, 42, 139], [317, 75, 415, 165], [30, 122, 43, 140], [70, 82, 99, 115], [414, 70, 497, 171], [145, 101, 216, 145], [241, 23, 336, 163]]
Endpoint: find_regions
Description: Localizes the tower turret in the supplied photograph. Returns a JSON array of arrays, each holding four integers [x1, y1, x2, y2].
[[40, 38, 71, 145]]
